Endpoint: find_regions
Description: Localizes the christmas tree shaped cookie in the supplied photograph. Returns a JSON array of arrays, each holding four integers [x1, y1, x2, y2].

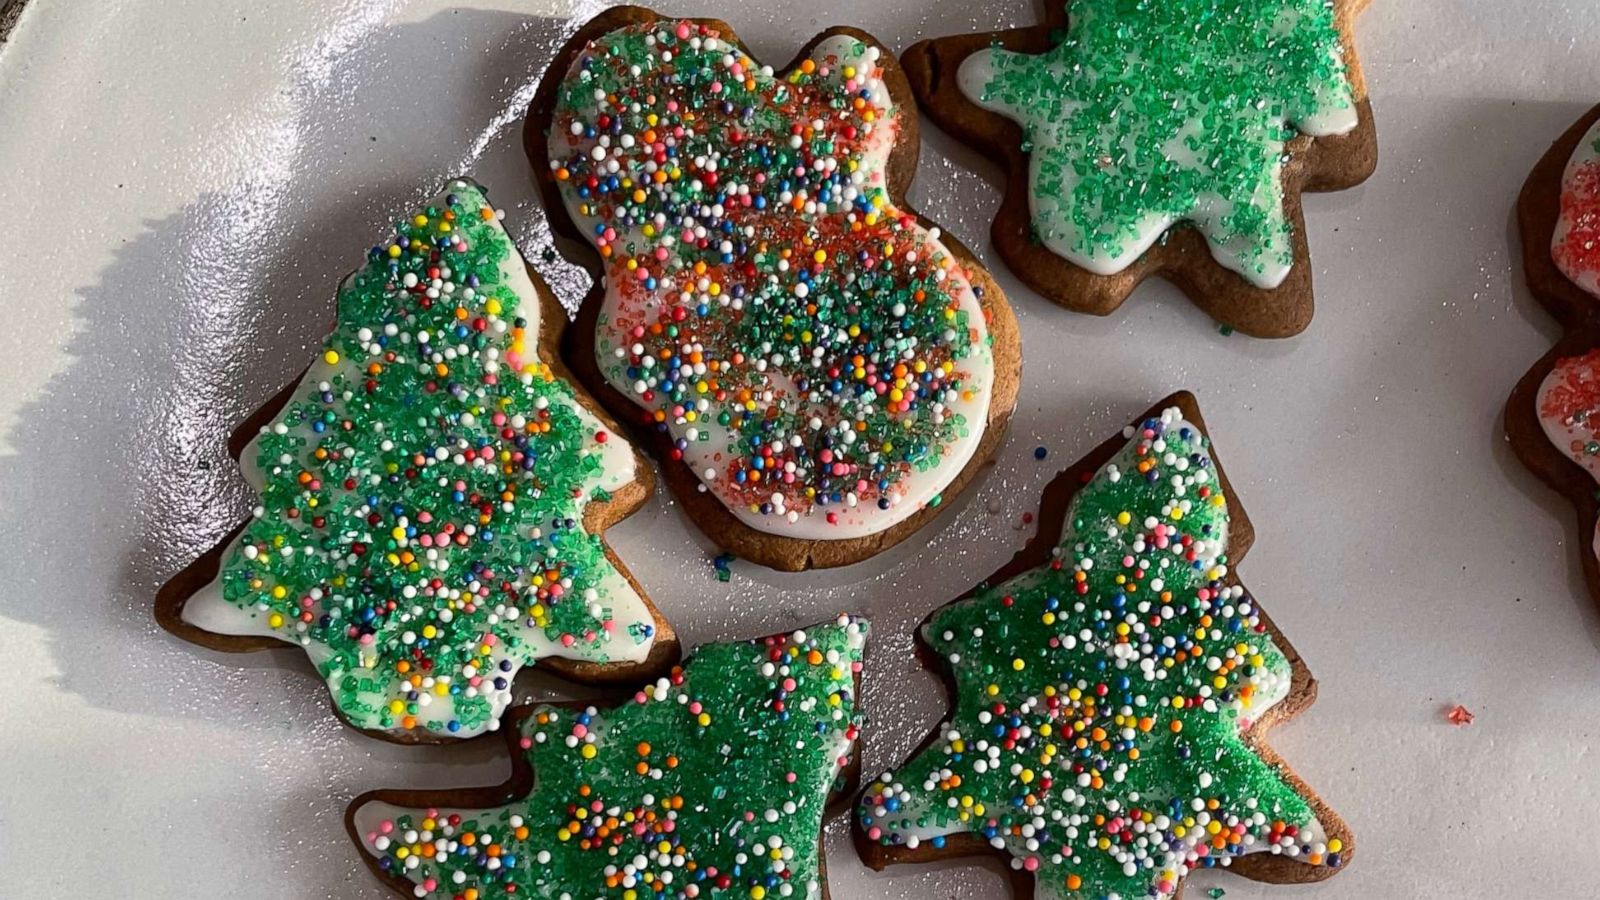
[[156, 180, 678, 743], [525, 8, 1020, 570], [902, 0, 1379, 337], [1507, 103, 1600, 616], [856, 393, 1351, 898], [349, 616, 868, 899]]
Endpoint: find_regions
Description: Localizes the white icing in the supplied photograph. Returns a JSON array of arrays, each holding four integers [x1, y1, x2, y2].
[[1537, 355, 1600, 562], [1552, 119, 1600, 299]]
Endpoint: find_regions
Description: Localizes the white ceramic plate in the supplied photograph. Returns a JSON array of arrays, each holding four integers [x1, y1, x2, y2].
[[2, 1, 1597, 897]]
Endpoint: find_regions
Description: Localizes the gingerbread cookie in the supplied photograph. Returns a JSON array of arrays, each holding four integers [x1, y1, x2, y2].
[[1507, 103, 1600, 615], [349, 616, 868, 899], [855, 393, 1351, 898], [155, 180, 678, 743], [902, 0, 1379, 337], [524, 7, 1021, 571]]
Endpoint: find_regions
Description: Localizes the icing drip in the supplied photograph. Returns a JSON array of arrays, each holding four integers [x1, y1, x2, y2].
[[858, 408, 1337, 899], [1537, 350, 1600, 561], [1553, 121, 1600, 299], [957, 0, 1357, 288], [354, 617, 869, 900], [183, 180, 658, 739], [548, 21, 996, 539]]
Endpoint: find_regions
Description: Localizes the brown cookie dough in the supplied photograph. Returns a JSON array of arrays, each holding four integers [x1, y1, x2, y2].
[[523, 6, 1021, 571], [902, 0, 1379, 338], [853, 392, 1353, 898]]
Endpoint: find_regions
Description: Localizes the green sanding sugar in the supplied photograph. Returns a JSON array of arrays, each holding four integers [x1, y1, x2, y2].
[[963, 0, 1356, 286]]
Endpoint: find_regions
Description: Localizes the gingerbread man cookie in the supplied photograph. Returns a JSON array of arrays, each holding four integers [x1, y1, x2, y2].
[[526, 7, 1021, 570]]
